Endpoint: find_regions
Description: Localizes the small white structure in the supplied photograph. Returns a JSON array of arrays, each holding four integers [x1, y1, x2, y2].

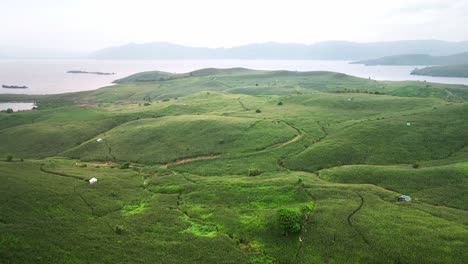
[[97, 138, 103, 142], [89, 178, 98, 184]]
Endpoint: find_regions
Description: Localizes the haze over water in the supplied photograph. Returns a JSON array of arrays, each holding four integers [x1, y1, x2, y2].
[[1, 59, 468, 95]]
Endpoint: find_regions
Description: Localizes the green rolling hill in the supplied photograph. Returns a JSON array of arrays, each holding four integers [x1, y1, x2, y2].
[[1, 68, 467, 263]]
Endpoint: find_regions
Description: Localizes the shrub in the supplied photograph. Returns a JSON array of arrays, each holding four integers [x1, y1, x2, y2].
[[301, 204, 314, 215], [412, 163, 420, 169], [143, 103, 151, 106], [114, 225, 126, 235], [119, 162, 130, 169], [6, 155, 13, 162], [247, 168, 261, 176], [162, 98, 170, 102], [277, 102, 283, 106], [255, 109, 262, 113], [6, 108, 14, 114], [276, 208, 302, 235], [78, 163, 87, 168], [20, 158, 24, 162]]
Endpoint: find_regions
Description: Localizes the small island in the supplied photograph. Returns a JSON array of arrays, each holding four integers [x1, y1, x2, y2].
[[2, 85, 28, 89], [411, 64, 468, 78], [67, 70, 116, 75]]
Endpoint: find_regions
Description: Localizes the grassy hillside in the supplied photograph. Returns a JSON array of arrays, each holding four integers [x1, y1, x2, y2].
[[1, 68, 467, 263], [63, 115, 297, 163], [411, 64, 468, 78]]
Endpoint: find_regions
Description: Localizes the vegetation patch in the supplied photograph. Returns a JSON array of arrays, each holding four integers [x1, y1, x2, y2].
[[122, 201, 147, 216], [180, 215, 217, 237]]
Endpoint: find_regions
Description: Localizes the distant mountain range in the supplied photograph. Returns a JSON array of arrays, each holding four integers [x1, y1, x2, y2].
[[1, 40, 468, 60], [90, 40, 468, 60], [352, 52, 468, 66]]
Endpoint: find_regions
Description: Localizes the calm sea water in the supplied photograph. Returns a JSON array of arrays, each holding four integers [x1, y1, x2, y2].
[[1, 59, 467, 95]]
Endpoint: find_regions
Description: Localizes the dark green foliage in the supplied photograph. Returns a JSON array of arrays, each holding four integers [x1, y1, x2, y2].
[[6, 154, 13, 162], [114, 225, 126, 235], [255, 109, 262, 113], [276, 208, 302, 235], [5, 108, 13, 114], [143, 102, 151, 106], [119, 162, 130, 169], [247, 168, 261, 176], [277, 101, 283, 105]]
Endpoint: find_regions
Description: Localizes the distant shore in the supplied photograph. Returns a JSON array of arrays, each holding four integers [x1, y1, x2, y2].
[[2, 85, 28, 89], [67, 70, 116, 75]]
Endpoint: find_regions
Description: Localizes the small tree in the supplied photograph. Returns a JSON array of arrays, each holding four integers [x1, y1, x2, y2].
[[276, 209, 302, 235], [255, 109, 262, 113], [277, 102, 283, 106], [6, 108, 14, 114], [6, 154, 13, 162]]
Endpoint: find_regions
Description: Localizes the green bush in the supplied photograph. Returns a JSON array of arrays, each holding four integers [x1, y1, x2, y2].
[[119, 162, 130, 169], [114, 225, 126, 235], [255, 109, 262, 113], [6, 154, 13, 162], [247, 168, 261, 176], [277, 102, 283, 106], [276, 208, 302, 235]]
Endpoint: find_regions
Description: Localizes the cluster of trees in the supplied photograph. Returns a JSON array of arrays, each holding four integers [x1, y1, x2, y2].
[[333, 88, 386, 95], [1, 108, 14, 114], [4, 155, 24, 162]]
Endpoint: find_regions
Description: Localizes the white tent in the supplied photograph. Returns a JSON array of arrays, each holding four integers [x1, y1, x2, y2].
[[89, 178, 98, 184], [97, 138, 103, 142]]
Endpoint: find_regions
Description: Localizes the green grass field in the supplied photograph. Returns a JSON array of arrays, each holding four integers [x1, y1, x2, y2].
[[1, 68, 467, 263]]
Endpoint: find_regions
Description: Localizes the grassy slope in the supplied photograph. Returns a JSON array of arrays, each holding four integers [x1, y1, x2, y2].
[[1, 68, 467, 263], [63, 115, 297, 163]]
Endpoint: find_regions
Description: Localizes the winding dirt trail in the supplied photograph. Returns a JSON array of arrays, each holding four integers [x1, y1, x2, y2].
[[159, 155, 221, 168], [347, 193, 370, 246]]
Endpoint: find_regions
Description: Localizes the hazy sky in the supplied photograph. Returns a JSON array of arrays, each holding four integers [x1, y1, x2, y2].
[[1, 0, 467, 51]]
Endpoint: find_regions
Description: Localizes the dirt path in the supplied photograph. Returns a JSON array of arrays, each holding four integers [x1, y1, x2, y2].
[[347, 193, 370, 246], [40, 166, 85, 181], [159, 155, 220, 168]]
